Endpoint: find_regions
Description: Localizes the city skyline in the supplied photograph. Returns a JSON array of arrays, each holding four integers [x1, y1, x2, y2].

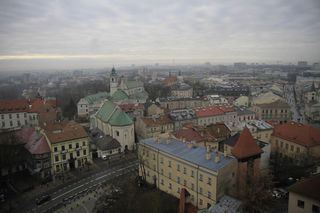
[[0, 0, 320, 71]]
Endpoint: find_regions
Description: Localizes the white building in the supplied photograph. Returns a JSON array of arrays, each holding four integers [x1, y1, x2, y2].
[[91, 101, 135, 151]]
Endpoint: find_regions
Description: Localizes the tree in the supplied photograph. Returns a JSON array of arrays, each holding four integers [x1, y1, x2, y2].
[[62, 98, 77, 120], [241, 171, 275, 213]]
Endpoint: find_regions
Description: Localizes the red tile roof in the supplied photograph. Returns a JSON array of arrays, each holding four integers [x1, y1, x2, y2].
[[141, 115, 172, 126], [232, 127, 263, 159], [45, 121, 88, 144], [175, 128, 205, 143], [0, 98, 57, 114], [272, 121, 320, 147], [163, 75, 177, 86], [19, 127, 51, 154], [0, 99, 29, 113], [193, 105, 235, 118]]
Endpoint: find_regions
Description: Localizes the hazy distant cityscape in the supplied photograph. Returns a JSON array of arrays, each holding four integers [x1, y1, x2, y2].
[[1, 0, 320, 213]]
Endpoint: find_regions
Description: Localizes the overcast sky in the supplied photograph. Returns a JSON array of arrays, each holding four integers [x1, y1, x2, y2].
[[0, 0, 320, 71]]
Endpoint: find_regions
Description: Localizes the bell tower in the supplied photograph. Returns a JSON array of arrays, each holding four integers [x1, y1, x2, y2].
[[110, 67, 118, 95]]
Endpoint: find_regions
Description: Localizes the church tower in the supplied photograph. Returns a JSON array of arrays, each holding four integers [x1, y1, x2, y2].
[[110, 67, 118, 96]]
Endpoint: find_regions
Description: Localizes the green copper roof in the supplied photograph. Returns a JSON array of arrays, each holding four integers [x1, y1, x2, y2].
[[111, 89, 129, 101], [84, 92, 109, 104], [124, 79, 143, 89], [96, 101, 133, 126]]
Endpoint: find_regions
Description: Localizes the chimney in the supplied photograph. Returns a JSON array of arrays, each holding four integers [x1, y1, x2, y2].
[[182, 138, 186, 143], [156, 136, 160, 143], [217, 128, 220, 134], [206, 146, 211, 160], [166, 138, 170, 144], [187, 142, 193, 149], [224, 149, 228, 158], [214, 151, 221, 163]]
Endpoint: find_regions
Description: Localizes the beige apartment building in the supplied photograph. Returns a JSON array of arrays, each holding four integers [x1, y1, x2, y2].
[[270, 122, 320, 164], [43, 121, 91, 175], [135, 115, 174, 139], [138, 137, 237, 210], [288, 175, 320, 213], [252, 99, 292, 124]]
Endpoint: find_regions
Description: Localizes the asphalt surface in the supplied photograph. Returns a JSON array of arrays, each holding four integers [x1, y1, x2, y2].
[[24, 160, 138, 213], [284, 85, 305, 123]]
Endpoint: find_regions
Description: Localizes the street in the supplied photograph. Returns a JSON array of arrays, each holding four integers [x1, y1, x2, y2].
[[26, 161, 138, 213], [284, 84, 305, 123]]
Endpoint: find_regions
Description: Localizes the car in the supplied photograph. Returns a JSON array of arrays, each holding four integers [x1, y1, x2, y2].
[[36, 194, 51, 205], [272, 190, 281, 199]]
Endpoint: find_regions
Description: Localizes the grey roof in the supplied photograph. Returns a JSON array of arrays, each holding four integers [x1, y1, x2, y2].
[[208, 195, 242, 213], [96, 135, 121, 151], [223, 133, 240, 147], [140, 138, 236, 172], [235, 107, 255, 116], [169, 109, 197, 121]]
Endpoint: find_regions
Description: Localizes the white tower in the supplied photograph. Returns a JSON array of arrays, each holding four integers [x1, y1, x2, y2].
[[110, 67, 118, 95]]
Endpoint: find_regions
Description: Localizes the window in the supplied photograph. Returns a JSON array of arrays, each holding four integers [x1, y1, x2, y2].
[[62, 154, 66, 160], [285, 144, 288, 150], [208, 177, 211, 185], [82, 141, 86, 146], [177, 187, 180, 193], [69, 144, 72, 149], [83, 149, 86, 155], [16, 113, 19, 118], [183, 180, 187, 186], [191, 170, 194, 177], [183, 167, 187, 174], [169, 172, 172, 179], [297, 147, 300, 153], [1, 121, 4, 127], [177, 177, 180, 184], [177, 164, 180, 171], [77, 151, 80, 157], [297, 200, 304, 208], [61, 145, 65, 151], [169, 183, 172, 189], [9, 114, 12, 119], [161, 169, 163, 175], [290, 145, 294, 151], [161, 179, 164, 185], [54, 147, 58, 152], [199, 174, 203, 181], [17, 121, 21, 126], [76, 143, 79, 148], [312, 205, 319, 213], [1, 114, 4, 119], [280, 142, 283, 148], [199, 187, 203, 194], [55, 156, 59, 162], [168, 160, 171, 167], [153, 154, 155, 160], [208, 191, 211, 199], [116, 131, 120, 136], [160, 157, 163, 164], [10, 121, 13, 126], [199, 199, 203, 205]]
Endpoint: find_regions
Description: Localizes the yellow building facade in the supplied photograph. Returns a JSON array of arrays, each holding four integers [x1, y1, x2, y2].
[[138, 138, 237, 209]]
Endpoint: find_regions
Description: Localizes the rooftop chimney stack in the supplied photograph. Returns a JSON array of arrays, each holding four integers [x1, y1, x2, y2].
[[206, 146, 211, 160], [214, 151, 221, 163]]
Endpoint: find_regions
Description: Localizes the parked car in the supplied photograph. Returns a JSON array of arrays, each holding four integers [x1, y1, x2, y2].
[[36, 194, 51, 205]]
